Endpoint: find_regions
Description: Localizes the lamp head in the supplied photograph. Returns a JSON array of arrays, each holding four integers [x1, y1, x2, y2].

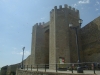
[[79, 19, 83, 24], [69, 24, 73, 27], [23, 47, 25, 50]]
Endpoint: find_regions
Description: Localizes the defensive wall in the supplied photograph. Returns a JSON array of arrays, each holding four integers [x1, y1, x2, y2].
[[81, 16, 100, 62], [24, 55, 31, 65]]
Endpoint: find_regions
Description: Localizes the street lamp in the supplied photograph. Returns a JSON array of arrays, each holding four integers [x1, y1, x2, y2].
[[21, 47, 25, 69], [69, 19, 83, 73]]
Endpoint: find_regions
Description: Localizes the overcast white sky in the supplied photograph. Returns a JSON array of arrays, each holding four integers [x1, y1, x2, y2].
[[0, 0, 100, 67]]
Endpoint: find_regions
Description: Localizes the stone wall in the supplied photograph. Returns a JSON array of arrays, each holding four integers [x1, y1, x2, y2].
[[30, 24, 37, 66], [81, 16, 100, 62], [44, 29, 49, 64], [24, 55, 31, 66], [67, 8, 82, 63], [35, 24, 45, 64], [49, 6, 56, 69]]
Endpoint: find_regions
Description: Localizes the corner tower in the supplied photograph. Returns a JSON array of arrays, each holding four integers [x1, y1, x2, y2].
[[30, 22, 49, 66], [31, 23, 45, 66], [49, 4, 80, 69]]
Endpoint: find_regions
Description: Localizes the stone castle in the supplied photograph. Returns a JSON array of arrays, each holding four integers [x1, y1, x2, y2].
[[23, 4, 100, 69], [1, 4, 100, 75]]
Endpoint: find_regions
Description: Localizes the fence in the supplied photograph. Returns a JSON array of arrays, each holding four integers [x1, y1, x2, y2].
[[17, 62, 100, 74]]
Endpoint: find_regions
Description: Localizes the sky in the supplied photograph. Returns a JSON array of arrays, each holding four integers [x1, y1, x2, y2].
[[0, 0, 100, 67]]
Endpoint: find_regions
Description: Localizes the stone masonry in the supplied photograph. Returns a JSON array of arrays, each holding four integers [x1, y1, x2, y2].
[[81, 16, 100, 62], [30, 22, 49, 66], [49, 5, 81, 69]]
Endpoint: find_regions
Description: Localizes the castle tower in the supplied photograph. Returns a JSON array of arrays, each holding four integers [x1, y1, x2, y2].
[[49, 4, 81, 69], [30, 23, 45, 66], [30, 22, 49, 66]]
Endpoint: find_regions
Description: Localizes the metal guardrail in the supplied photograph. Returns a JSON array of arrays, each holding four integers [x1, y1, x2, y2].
[[17, 62, 100, 74]]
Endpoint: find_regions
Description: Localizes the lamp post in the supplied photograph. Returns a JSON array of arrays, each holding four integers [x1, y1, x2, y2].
[[21, 47, 25, 69], [69, 19, 83, 73]]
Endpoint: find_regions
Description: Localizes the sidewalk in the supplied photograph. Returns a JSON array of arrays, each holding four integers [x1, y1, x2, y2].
[[19, 68, 100, 75]]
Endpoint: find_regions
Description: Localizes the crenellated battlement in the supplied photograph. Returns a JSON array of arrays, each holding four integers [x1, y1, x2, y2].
[[33, 22, 49, 28], [43, 22, 49, 28], [33, 22, 45, 27], [32, 22, 43, 31], [50, 4, 79, 14], [50, 9, 54, 13], [59, 5, 62, 9]]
